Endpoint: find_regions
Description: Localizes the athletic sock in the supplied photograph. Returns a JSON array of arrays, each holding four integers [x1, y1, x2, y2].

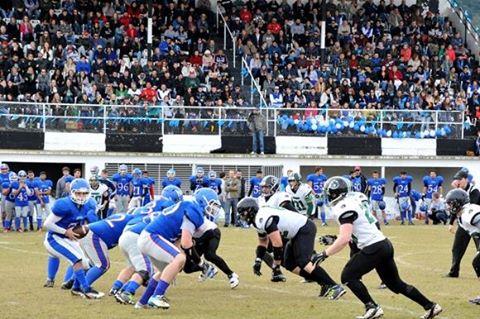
[[300, 267, 336, 286], [111, 280, 124, 291], [47, 256, 60, 281], [153, 279, 169, 297], [37, 218, 42, 229], [74, 268, 90, 292], [403, 284, 434, 310], [5, 220, 11, 229], [28, 215, 33, 228], [85, 266, 105, 285], [262, 253, 274, 269], [15, 217, 21, 230], [63, 266, 74, 282], [139, 278, 158, 305], [400, 210, 406, 223], [125, 281, 141, 294], [320, 210, 326, 223], [345, 279, 376, 306], [407, 209, 413, 222], [22, 217, 28, 229]]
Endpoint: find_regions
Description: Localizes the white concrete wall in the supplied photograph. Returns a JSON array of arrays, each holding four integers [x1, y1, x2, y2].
[[381, 138, 437, 156], [276, 136, 328, 155], [44, 132, 106, 152], [162, 135, 221, 153]]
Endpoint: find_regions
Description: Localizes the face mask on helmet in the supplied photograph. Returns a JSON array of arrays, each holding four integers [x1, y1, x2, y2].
[[208, 171, 217, 179], [196, 167, 204, 178], [90, 166, 99, 176], [89, 177, 99, 189], [70, 179, 91, 205], [204, 199, 222, 221], [18, 170, 27, 181], [167, 169, 176, 179], [133, 168, 142, 178], [119, 164, 128, 175], [9, 173, 18, 183]]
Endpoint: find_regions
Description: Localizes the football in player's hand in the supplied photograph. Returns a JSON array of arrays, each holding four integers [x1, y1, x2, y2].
[[72, 224, 89, 239]]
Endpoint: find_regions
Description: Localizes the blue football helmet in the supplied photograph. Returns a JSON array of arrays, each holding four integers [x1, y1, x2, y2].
[[166, 168, 176, 178], [132, 168, 142, 177], [9, 172, 18, 182], [0, 163, 9, 171], [70, 178, 91, 205], [18, 170, 27, 181], [208, 170, 217, 179], [419, 202, 428, 212], [196, 167, 205, 178], [119, 164, 128, 175], [194, 187, 221, 219], [378, 200, 386, 211], [161, 185, 183, 203], [90, 165, 100, 176]]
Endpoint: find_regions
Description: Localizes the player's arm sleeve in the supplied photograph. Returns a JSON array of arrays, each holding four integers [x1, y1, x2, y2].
[[247, 181, 253, 196], [280, 200, 297, 212], [44, 214, 67, 234], [338, 210, 359, 224], [471, 189, 480, 205], [361, 176, 368, 193], [305, 192, 315, 217], [264, 215, 280, 234], [407, 182, 412, 195], [381, 186, 385, 195]]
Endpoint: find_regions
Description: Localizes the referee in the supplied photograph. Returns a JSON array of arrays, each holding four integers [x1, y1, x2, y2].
[[445, 169, 480, 278]]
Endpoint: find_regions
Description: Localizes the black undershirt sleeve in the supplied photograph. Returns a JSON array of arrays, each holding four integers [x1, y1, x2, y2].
[[338, 211, 359, 224]]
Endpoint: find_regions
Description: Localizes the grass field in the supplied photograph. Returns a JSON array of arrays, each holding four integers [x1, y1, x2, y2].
[[1, 223, 479, 319]]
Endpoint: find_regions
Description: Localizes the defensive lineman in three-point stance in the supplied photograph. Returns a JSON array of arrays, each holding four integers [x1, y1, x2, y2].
[[313, 176, 442, 319]]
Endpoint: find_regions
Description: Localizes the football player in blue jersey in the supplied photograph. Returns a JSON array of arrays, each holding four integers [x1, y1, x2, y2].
[[207, 170, 222, 194], [422, 170, 444, 224], [138, 188, 220, 309], [279, 169, 293, 192], [78, 212, 142, 288], [12, 170, 33, 232], [189, 167, 208, 192], [142, 170, 155, 206], [129, 168, 148, 209], [367, 171, 388, 225], [2, 172, 16, 232], [307, 167, 328, 225], [26, 170, 38, 231], [349, 166, 367, 193], [114, 188, 182, 306], [393, 171, 414, 225], [42, 178, 103, 298], [248, 170, 263, 198], [0, 163, 10, 230], [35, 171, 53, 231], [162, 168, 182, 189], [113, 164, 132, 213]]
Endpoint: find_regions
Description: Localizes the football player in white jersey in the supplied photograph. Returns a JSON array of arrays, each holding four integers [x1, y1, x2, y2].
[[185, 216, 239, 289], [89, 176, 110, 219], [313, 177, 442, 319], [286, 172, 316, 217], [258, 175, 295, 210], [445, 188, 480, 305], [237, 197, 346, 300]]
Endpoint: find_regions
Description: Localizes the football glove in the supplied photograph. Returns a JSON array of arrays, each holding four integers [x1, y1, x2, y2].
[[253, 258, 262, 276], [319, 234, 337, 245], [311, 251, 328, 266], [271, 265, 286, 282]]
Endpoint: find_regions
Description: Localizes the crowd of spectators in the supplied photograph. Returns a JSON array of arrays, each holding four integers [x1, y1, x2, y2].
[[224, 0, 480, 136], [0, 0, 257, 133], [0, 0, 478, 138]]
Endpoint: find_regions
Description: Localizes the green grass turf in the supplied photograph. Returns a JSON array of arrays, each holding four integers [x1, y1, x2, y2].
[[0, 222, 479, 319]]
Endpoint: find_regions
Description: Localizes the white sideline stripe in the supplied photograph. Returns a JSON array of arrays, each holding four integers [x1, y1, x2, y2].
[[0, 244, 450, 319]]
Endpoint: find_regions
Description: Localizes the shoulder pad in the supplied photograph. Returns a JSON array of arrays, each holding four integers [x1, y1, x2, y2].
[[52, 198, 71, 216], [183, 201, 204, 228]]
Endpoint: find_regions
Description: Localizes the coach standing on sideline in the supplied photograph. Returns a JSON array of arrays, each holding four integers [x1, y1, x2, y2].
[[248, 107, 266, 155], [446, 169, 480, 278], [55, 166, 72, 198]]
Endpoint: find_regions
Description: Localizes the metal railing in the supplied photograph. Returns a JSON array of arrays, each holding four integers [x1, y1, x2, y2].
[[0, 101, 466, 139]]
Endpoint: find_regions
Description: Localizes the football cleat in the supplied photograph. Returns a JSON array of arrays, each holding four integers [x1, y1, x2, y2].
[[61, 279, 74, 290], [198, 262, 218, 282], [43, 279, 54, 288], [108, 287, 119, 296], [148, 295, 170, 309], [469, 296, 480, 305], [71, 288, 84, 297], [326, 285, 347, 300], [84, 288, 105, 299], [271, 267, 287, 282], [319, 285, 331, 297], [134, 302, 153, 309], [356, 304, 384, 319], [115, 291, 135, 305], [421, 303, 442, 319], [228, 273, 240, 289]]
